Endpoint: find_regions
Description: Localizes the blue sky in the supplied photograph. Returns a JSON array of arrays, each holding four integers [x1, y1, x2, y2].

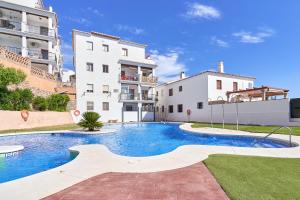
[[44, 0, 300, 97]]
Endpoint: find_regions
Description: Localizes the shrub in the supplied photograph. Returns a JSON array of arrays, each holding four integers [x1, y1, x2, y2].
[[0, 65, 26, 88], [32, 96, 48, 111], [0, 88, 33, 111], [47, 94, 70, 112], [78, 112, 103, 131]]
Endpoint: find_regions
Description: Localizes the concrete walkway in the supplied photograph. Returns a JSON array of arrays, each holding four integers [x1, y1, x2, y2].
[[1, 123, 300, 199], [43, 162, 229, 200]]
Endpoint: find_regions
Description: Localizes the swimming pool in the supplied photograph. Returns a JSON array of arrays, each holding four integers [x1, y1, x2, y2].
[[0, 123, 294, 183]]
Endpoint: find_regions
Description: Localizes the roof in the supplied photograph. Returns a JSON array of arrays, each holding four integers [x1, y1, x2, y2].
[[73, 30, 147, 48], [227, 86, 289, 97], [158, 70, 256, 87]]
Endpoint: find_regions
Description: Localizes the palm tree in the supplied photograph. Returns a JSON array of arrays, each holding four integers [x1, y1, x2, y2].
[[78, 112, 103, 131]]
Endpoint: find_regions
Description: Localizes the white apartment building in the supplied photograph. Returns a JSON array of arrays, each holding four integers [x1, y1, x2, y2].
[[155, 62, 300, 126], [73, 30, 157, 123], [155, 62, 255, 122], [0, 0, 62, 75]]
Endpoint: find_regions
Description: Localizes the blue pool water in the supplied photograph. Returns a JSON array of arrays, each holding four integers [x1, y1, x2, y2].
[[0, 123, 293, 183]]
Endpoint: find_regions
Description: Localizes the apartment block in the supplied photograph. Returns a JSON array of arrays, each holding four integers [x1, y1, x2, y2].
[[73, 30, 157, 122], [0, 0, 62, 75]]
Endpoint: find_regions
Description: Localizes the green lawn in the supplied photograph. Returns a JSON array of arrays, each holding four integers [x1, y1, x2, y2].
[[204, 155, 300, 200], [192, 123, 300, 136], [0, 124, 80, 134]]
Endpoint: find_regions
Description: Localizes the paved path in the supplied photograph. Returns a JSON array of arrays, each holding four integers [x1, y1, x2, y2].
[[43, 162, 229, 200]]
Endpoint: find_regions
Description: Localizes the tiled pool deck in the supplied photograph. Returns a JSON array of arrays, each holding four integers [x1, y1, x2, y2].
[[1, 123, 300, 199]]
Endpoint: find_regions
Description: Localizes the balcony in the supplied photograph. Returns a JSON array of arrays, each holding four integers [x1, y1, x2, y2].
[[0, 19, 21, 31], [141, 93, 156, 102], [120, 93, 140, 101], [25, 24, 55, 37], [0, 46, 22, 55], [120, 74, 139, 82], [27, 49, 55, 62], [140, 76, 157, 84]]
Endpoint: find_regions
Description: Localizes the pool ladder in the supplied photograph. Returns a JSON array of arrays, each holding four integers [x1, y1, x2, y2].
[[252, 126, 293, 147]]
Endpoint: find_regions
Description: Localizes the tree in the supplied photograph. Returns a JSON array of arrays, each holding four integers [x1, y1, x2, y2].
[[0, 65, 26, 88], [78, 112, 103, 131]]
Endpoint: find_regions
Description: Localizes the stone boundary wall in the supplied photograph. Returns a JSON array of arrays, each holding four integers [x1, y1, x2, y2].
[[0, 110, 74, 131]]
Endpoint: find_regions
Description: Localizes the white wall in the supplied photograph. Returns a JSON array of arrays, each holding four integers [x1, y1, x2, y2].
[[123, 111, 138, 122], [3, 0, 43, 9], [207, 99, 290, 126], [156, 74, 208, 122], [207, 74, 254, 101], [142, 112, 154, 121]]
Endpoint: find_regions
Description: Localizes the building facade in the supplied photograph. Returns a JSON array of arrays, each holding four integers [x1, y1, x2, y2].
[[73, 30, 157, 122], [155, 62, 256, 122], [0, 0, 62, 76]]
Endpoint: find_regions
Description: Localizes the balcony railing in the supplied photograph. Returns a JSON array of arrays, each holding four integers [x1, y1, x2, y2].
[[0, 46, 22, 55], [25, 24, 55, 37], [120, 74, 139, 82], [141, 94, 155, 101], [0, 18, 55, 37], [141, 106, 154, 112], [120, 93, 140, 101], [140, 76, 157, 84], [27, 49, 55, 61], [0, 19, 21, 31]]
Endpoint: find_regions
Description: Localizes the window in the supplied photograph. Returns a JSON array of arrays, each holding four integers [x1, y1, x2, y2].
[[122, 48, 128, 56], [102, 65, 109, 73], [156, 106, 159, 112], [86, 41, 93, 51], [197, 102, 203, 109], [162, 106, 165, 112], [86, 62, 93, 72], [86, 101, 94, 111], [86, 84, 94, 93], [177, 104, 183, 113], [168, 105, 173, 113], [103, 85, 109, 93], [103, 44, 109, 52], [233, 82, 238, 91], [169, 88, 173, 96], [216, 80, 222, 90], [248, 82, 253, 89], [103, 102, 109, 111], [179, 86, 183, 92]]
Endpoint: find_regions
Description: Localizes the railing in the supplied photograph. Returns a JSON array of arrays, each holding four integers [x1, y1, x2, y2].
[[25, 24, 55, 37], [142, 106, 154, 112], [0, 19, 55, 37], [120, 74, 139, 82], [140, 75, 157, 84], [120, 93, 140, 101], [27, 49, 56, 61], [0, 46, 22, 55], [0, 19, 21, 31], [141, 94, 155, 101], [252, 126, 293, 147]]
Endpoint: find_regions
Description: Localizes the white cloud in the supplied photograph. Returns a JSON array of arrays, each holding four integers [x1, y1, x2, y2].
[[87, 7, 103, 16], [64, 16, 91, 26], [233, 28, 275, 44], [185, 3, 221, 19], [211, 36, 229, 48], [150, 50, 187, 82], [115, 24, 145, 35]]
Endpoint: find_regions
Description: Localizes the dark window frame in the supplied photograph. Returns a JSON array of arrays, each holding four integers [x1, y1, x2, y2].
[[177, 104, 183, 113]]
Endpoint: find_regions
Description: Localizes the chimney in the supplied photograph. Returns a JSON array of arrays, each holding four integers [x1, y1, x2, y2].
[[218, 61, 224, 73], [49, 6, 53, 12], [180, 71, 186, 79]]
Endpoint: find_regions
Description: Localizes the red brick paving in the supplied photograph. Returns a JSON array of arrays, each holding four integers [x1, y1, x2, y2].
[[43, 162, 229, 200]]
